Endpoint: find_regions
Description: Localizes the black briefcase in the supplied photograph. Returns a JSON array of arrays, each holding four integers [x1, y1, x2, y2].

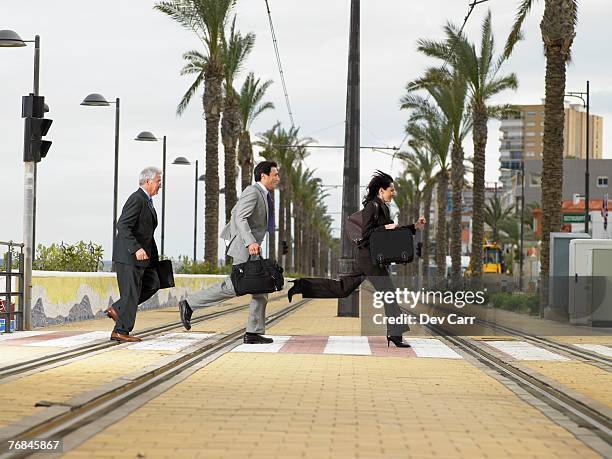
[[156, 259, 175, 289], [230, 256, 284, 296], [369, 227, 414, 266]]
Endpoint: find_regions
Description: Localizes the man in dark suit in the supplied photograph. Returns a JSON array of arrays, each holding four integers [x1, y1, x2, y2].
[[106, 167, 162, 342], [178, 161, 280, 344]]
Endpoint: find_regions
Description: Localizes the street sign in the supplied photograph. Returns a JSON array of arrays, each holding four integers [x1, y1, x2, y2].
[[563, 214, 585, 223]]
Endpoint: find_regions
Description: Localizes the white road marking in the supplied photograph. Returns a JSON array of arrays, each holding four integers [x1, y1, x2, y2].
[[486, 341, 570, 361], [406, 338, 463, 359], [127, 332, 215, 351], [232, 336, 292, 353], [323, 336, 371, 356]]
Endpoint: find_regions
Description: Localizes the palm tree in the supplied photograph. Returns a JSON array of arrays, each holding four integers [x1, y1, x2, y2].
[[484, 194, 514, 242], [402, 74, 471, 290], [416, 11, 518, 287], [405, 116, 452, 288], [155, 0, 237, 265], [257, 123, 313, 268], [401, 144, 436, 287], [238, 73, 274, 192], [504, 0, 578, 307], [220, 18, 255, 224]]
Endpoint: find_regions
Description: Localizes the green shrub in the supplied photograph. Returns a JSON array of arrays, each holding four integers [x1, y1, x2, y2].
[[33, 241, 103, 272], [175, 255, 232, 275], [488, 292, 539, 315]]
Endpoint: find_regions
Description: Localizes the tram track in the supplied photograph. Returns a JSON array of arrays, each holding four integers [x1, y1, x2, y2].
[[0, 291, 289, 380], [0, 299, 311, 458], [421, 301, 612, 369], [410, 310, 612, 447]]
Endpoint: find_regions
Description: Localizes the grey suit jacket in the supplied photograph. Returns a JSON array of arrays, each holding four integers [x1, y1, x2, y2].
[[220, 184, 269, 263]]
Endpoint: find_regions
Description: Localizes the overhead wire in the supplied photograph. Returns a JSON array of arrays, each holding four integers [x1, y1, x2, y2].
[[264, 0, 295, 127]]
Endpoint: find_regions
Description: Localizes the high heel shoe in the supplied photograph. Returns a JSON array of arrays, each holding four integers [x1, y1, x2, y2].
[[387, 336, 411, 348], [287, 279, 301, 303]]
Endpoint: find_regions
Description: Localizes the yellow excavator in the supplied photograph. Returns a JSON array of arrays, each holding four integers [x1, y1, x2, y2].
[[465, 242, 510, 291]]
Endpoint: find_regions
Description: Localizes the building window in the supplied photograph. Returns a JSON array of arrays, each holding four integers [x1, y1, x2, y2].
[[526, 132, 535, 136], [597, 176, 608, 187], [526, 121, 536, 127], [526, 111, 536, 116], [526, 142, 535, 147]]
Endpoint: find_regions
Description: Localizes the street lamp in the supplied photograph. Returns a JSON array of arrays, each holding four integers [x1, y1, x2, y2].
[[565, 81, 591, 234], [172, 157, 205, 262], [135, 131, 168, 257], [0, 30, 43, 331], [81, 93, 120, 262]]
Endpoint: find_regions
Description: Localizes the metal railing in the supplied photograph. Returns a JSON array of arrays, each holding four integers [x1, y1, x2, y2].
[[0, 241, 25, 333]]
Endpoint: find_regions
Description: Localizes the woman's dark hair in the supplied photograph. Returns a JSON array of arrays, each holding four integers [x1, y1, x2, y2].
[[254, 161, 278, 182], [362, 170, 394, 206]]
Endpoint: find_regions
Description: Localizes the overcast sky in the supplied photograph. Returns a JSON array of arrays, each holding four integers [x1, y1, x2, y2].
[[2, 0, 611, 261]]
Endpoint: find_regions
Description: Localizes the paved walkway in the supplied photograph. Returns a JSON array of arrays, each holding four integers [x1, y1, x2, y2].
[[40, 299, 608, 459]]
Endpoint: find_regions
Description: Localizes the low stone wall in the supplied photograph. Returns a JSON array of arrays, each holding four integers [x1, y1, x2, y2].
[[31, 271, 226, 328]]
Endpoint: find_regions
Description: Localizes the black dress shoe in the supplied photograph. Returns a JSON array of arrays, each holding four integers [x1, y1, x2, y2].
[[387, 336, 411, 348], [243, 333, 273, 344], [287, 279, 302, 303], [179, 300, 193, 331]]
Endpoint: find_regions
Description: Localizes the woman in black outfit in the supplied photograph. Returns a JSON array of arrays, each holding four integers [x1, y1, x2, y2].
[[287, 170, 426, 347]]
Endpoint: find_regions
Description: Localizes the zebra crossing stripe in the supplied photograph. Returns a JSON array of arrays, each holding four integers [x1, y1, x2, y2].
[[574, 343, 612, 357], [485, 341, 570, 361], [324, 336, 371, 356], [25, 331, 110, 348], [127, 333, 216, 351]]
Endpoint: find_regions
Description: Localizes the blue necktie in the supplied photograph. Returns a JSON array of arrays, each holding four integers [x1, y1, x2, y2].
[[266, 193, 275, 234]]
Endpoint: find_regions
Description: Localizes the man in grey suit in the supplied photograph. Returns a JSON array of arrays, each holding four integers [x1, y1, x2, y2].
[[179, 161, 280, 344]]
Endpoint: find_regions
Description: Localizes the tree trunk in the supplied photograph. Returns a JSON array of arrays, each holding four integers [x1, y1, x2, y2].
[[269, 191, 276, 261], [203, 69, 223, 266], [450, 142, 464, 290], [238, 131, 253, 192], [221, 93, 240, 225], [285, 191, 293, 272], [294, 208, 301, 274], [436, 171, 449, 288], [278, 185, 285, 263], [422, 187, 433, 289], [539, 0, 575, 310], [470, 107, 488, 289]]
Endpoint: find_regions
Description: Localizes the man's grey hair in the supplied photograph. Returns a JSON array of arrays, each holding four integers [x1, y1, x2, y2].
[[139, 167, 162, 185]]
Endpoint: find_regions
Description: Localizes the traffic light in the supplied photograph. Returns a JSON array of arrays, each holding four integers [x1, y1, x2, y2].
[[24, 117, 52, 162], [22, 94, 52, 163]]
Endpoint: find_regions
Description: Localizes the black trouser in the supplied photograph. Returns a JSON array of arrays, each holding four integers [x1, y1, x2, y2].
[[112, 262, 160, 335], [298, 247, 408, 336]]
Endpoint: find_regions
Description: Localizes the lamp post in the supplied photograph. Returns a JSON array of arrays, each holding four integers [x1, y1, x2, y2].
[[172, 157, 205, 262], [565, 81, 591, 234], [81, 93, 120, 262], [135, 131, 168, 257], [0, 30, 42, 330]]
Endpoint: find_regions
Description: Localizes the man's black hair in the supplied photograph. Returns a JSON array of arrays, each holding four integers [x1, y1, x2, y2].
[[254, 161, 278, 182]]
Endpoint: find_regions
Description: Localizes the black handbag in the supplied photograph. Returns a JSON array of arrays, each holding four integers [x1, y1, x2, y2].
[[369, 227, 415, 266], [230, 255, 284, 296], [156, 259, 175, 289]]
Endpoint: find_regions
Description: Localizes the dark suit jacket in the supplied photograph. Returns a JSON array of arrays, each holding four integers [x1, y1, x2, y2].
[[360, 197, 415, 248], [112, 188, 159, 267]]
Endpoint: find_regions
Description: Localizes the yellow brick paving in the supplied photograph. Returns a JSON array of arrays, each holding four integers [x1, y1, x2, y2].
[[64, 354, 599, 459], [0, 350, 164, 429], [522, 361, 612, 408], [62, 299, 602, 459], [267, 298, 362, 335]]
